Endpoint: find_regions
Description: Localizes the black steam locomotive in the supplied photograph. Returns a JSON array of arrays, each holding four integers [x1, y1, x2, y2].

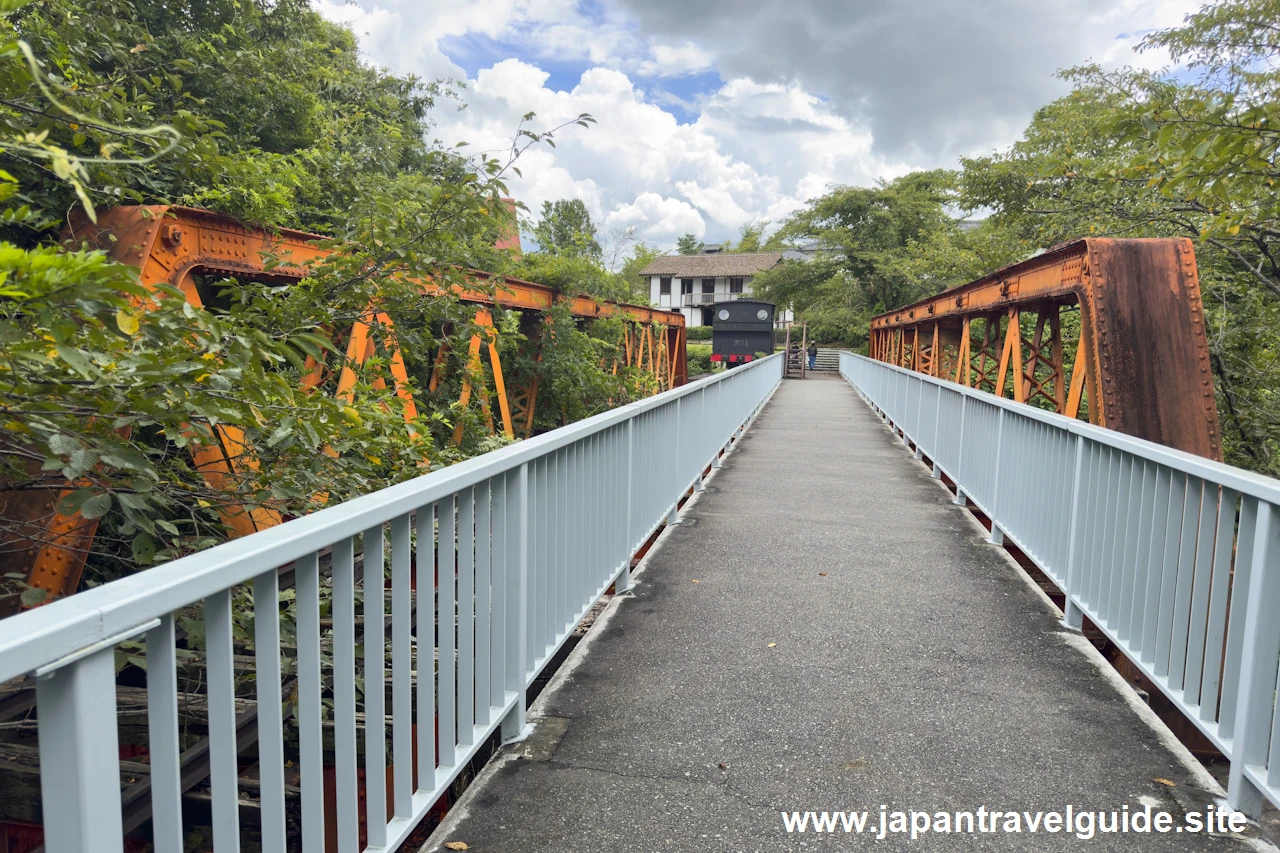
[[709, 300, 775, 366]]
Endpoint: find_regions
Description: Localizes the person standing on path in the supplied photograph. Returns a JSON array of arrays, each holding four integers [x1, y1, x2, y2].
[[807, 340, 818, 371]]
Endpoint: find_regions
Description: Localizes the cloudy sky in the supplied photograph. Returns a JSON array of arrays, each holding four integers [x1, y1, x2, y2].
[[316, 0, 1201, 252]]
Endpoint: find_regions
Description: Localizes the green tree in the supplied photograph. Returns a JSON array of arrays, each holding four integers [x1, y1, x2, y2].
[[618, 241, 663, 303], [676, 233, 704, 255], [0, 0, 470, 240], [505, 251, 629, 302], [726, 220, 768, 253], [530, 198, 601, 260]]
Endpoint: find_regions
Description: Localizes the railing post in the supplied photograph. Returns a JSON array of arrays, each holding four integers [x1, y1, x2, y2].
[[501, 463, 530, 742], [694, 387, 706, 492], [953, 395, 969, 506], [988, 409, 1006, 545], [1227, 501, 1280, 818], [712, 381, 724, 469], [618, 419, 635, 593], [930, 383, 943, 479], [1062, 434, 1087, 630], [36, 648, 124, 853], [668, 397, 682, 525], [914, 378, 925, 459]]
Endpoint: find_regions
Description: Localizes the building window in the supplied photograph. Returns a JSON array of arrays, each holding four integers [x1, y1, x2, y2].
[[681, 279, 693, 295], [729, 277, 744, 294], [701, 278, 715, 294], [659, 276, 671, 295]]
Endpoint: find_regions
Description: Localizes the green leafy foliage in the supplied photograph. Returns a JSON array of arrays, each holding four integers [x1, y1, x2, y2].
[[0, 0, 451, 237], [676, 233, 704, 255], [529, 198, 601, 260], [0, 0, 605, 608]]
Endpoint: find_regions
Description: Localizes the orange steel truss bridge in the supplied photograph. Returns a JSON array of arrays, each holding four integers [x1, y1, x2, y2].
[[6, 237, 1280, 853], [3, 205, 687, 606], [868, 238, 1223, 461]]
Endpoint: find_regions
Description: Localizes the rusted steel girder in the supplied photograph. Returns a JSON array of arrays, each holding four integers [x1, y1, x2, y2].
[[2, 205, 686, 608], [869, 238, 1222, 460]]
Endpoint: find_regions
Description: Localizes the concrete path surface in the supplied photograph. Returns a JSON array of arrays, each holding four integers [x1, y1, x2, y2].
[[425, 375, 1262, 852]]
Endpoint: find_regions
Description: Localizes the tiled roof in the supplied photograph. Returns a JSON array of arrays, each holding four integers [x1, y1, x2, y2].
[[638, 252, 784, 277]]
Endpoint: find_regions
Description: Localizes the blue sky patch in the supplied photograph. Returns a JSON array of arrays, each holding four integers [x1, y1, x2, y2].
[[637, 69, 723, 123], [439, 32, 596, 94]]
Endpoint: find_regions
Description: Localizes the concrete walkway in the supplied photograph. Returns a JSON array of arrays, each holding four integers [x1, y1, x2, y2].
[[426, 376, 1256, 852]]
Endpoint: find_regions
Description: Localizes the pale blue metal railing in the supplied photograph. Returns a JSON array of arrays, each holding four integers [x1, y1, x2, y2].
[[0, 353, 782, 853], [840, 351, 1280, 819]]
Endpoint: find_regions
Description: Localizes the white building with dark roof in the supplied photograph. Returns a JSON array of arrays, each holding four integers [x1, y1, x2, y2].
[[638, 252, 788, 327]]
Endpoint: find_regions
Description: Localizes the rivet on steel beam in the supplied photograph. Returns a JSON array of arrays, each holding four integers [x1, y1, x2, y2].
[[161, 225, 183, 247]]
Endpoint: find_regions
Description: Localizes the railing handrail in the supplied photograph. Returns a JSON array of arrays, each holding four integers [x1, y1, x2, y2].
[[0, 353, 783, 685], [855, 355, 1280, 504], [681, 292, 744, 305]]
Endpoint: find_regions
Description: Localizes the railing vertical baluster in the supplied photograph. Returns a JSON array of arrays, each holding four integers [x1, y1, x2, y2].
[[296, 552, 325, 853], [560, 446, 570, 629], [458, 487, 476, 744], [363, 524, 388, 850], [547, 452, 559, 641], [1200, 489, 1240, 724], [491, 475, 508, 711], [988, 409, 1007, 545], [1166, 477, 1203, 686], [539, 455, 551, 661], [1139, 469, 1174, 660], [439, 498, 457, 770], [1154, 474, 1189, 674], [1219, 496, 1259, 741], [205, 589, 240, 852], [1062, 434, 1087, 629], [669, 398, 682, 524], [1227, 501, 1280, 817], [1101, 453, 1127, 624], [1120, 462, 1155, 644], [953, 395, 969, 506], [1182, 484, 1219, 705], [592, 433, 601, 593], [391, 514, 413, 815], [475, 481, 492, 727], [620, 418, 635, 591], [501, 463, 530, 741], [937, 388, 946, 468], [332, 537, 358, 851], [533, 458, 544, 667], [36, 647, 123, 853], [417, 504, 439, 789], [147, 614, 184, 853], [251, 571, 286, 853]]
